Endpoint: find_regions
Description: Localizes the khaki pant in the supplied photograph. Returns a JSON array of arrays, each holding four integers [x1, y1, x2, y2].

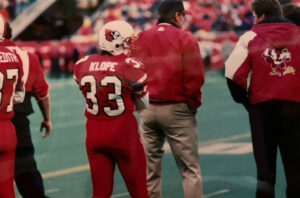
[[140, 103, 203, 198]]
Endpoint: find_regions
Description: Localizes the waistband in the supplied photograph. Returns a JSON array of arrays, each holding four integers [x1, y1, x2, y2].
[[149, 99, 184, 105]]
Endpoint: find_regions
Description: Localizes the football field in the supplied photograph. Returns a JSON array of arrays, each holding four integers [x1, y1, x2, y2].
[[17, 70, 286, 198]]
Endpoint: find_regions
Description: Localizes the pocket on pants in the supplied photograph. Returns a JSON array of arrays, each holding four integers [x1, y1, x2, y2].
[[172, 103, 195, 117]]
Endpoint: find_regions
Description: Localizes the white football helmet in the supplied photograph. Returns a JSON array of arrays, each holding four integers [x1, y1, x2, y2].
[[98, 20, 137, 56]]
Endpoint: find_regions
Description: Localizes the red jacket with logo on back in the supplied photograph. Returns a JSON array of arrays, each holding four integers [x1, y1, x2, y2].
[[225, 20, 300, 104]]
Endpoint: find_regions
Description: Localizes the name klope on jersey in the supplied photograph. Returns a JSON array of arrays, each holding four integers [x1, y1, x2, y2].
[[89, 61, 117, 72], [0, 52, 19, 63]]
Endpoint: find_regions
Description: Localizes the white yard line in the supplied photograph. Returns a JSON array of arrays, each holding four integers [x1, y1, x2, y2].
[[110, 189, 230, 198], [112, 192, 130, 198], [204, 189, 230, 198], [42, 164, 90, 179], [45, 188, 60, 193]]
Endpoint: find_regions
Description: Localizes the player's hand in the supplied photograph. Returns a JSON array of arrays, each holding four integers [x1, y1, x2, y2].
[[40, 120, 52, 138]]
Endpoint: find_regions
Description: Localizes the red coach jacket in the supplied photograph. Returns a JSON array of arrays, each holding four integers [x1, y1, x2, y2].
[[134, 23, 205, 109], [225, 18, 300, 104]]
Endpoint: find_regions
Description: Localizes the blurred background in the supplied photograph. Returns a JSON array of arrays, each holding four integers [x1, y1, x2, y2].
[[0, 0, 298, 77], [1, 0, 300, 197]]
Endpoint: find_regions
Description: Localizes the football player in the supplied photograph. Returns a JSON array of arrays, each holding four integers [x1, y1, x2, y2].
[[0, 21, 51, 198], [0, 15, 25, 198], [74, 20, 149, 198]]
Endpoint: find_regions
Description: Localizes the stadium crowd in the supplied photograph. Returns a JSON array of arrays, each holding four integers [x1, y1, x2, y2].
[[1, 0, 300, 76], [0, 0, 36, 21]]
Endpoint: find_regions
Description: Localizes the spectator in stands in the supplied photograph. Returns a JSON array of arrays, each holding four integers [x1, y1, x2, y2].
[[283, 3, 300, 25], [7, 0, 16, 19], [0, 0, 10, 21], [16, 0, 29, 15], [78, 17, 93, 36], [58, 39, 79, 77], [49, 41, 61, 78]]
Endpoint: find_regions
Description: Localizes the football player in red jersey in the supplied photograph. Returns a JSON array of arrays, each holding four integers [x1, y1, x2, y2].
[[0, 21, 52, 198], [0, 16, 25, 198], [74, 20, 149, 198]]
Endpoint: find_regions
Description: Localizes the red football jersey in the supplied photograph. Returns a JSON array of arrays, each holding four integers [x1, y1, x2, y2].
[[0, 46, 24, 119], [74, 53, 147, 120], [25, 52, 49, 100], [2, 40, 49, 100]]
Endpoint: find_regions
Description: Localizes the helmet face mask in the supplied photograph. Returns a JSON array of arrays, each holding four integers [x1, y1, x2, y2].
[[121, 35, 137, 54], [98, 20, 136, 56]]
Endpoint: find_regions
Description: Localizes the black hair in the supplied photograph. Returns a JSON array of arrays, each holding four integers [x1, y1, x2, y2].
[[158, 0, 184, 23], [283, 3, 300, 26], [4, 22, 12, 39], [251, 0, 282, 18]]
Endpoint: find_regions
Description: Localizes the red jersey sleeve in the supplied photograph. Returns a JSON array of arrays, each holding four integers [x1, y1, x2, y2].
[[182, 33, 205, 109], [28, 53, 49, 100], [16, 54, 24, 90], [123, 57, 147, 98], [73, 55, 89, 83]]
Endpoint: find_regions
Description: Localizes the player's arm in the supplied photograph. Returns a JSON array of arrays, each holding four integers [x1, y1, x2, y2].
[[38, 96, 52, 138], [225, 31, 256, 104], [182, 34, 205, 111], [133, 81, 149, 112], [73, 56, 88, 85], [30, 53, 52, 137], [124, 57, 149, 112]]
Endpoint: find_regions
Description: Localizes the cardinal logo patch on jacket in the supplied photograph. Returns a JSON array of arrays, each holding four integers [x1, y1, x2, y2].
[[262, 48, 295, 76]]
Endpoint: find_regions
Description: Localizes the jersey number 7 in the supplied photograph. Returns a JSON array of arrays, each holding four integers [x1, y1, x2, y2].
[[0, 69, 19, 112]]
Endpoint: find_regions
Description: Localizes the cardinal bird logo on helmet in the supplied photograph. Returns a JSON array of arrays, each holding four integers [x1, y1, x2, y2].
[[105, 29, 121, 42]]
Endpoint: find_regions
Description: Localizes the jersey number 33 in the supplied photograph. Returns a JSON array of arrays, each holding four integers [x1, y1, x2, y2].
[[80, 75, 125, 117]]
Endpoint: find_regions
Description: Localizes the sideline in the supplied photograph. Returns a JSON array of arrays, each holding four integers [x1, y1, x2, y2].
[[109, 189, 230, 198], [41, 133, 251, 179]]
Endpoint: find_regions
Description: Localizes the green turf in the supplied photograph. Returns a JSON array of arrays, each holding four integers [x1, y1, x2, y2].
[[15, 71, 286, 198]]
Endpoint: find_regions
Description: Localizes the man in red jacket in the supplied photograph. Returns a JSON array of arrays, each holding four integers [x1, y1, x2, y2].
[[225, 0, 300, 197], [1, 22, 52, 198], [133, 1, 205, 197]]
